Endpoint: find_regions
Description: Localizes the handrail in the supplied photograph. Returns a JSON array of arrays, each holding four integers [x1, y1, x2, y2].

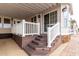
[[47, 22, 59, 47]]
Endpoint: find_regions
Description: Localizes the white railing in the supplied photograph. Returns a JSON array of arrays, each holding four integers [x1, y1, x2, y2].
[[25, 21, 40, 35], [11, 20, 40, 37], [47, 22, 60, 47]]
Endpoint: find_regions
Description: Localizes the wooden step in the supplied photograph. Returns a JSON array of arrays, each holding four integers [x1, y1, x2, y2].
[[34, 37, 41, 41], [35, 47, 50, 51], [36, 34, 47, 39], [31, 40, 39, 45], [37, 35, 43, 38], [32, 39, 47, 45], [27, 42, 46, 50], [35, 37, 47, 41], [24, 45, 49, 56]]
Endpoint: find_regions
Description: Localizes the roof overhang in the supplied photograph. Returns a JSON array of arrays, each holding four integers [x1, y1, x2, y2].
[[0, 3, 59, 19]]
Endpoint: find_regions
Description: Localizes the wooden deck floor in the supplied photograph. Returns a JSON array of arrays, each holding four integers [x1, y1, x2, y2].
[[50, 35, 79, 56]]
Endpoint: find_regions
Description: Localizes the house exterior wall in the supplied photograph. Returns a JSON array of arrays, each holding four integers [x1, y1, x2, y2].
[[0, 16, 21, 34], [25, 5, 61, 34]]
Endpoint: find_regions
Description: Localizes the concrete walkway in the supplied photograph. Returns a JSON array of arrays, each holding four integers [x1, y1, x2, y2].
[[0, 38, 28, 56], [50, 35, 79, 56]]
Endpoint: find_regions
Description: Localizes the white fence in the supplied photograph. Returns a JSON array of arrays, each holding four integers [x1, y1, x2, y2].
[[11, 20, 40, 37], [25, 21, 40, 35], [47, 22, 60, 47]]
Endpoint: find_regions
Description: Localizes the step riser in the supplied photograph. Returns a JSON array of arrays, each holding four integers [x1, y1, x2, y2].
[[32, 41, 39, 45]]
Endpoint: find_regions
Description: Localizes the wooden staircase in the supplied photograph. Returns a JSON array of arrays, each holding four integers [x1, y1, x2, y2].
[[23, 34, 63, 56], [23, 34, 50, 56]]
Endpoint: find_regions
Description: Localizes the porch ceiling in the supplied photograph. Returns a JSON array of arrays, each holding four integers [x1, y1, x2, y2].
[[0, 3, 58, 19]]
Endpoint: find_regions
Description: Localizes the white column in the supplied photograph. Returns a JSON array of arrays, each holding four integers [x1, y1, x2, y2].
[[22, 20, 25, 37], [38, 23, 40, 35]]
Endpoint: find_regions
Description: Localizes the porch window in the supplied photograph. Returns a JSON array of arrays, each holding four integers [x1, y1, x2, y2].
[[31, 18, 33, 22], [4, 18, 10, 24], [44, 14, 49, 32], [31, 16, 37, 23], [50, 11, 57, 26], [4, 18, 11, 28], [34, 16, 36, 23]]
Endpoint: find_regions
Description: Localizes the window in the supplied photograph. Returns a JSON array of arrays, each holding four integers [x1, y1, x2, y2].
[[34, 16, 36, 23], [4, 18, 11, 28], [31, 18, 33, 22], [50, 11, 57, 24], [44, 14, 49, 32], [31, 16, 37, 23], [0, 18, 1, 23], [4, 18, 10, 24]]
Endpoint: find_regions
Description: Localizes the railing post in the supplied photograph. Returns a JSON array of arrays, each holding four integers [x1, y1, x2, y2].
[[47, 27, 51, 47], [22, 20, 25, 37], [38, 23, 40, 35]]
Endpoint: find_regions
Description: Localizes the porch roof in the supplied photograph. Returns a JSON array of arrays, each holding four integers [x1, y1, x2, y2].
[[0, 3, 58, 19]]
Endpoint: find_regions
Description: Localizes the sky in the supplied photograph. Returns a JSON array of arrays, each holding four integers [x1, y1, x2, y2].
[[72, 2, 79, 27]]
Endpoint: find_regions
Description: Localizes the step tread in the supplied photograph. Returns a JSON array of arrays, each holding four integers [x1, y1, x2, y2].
[[35, 37, 47, 40], [32, 40, 47, 46], [32, 39, 47, 44], [28, 42, 46, 49]]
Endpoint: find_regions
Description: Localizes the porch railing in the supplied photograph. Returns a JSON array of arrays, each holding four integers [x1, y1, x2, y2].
[[25, 21, 40, 35], [47, 22, 60, 47], [11, 20, 40, 37]]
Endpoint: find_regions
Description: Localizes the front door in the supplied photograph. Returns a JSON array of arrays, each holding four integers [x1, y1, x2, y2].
[[44, 14, 49, 32], [44, 11, 57, 32]]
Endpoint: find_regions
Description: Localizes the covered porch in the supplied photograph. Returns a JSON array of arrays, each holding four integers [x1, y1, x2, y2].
[[0, 3, 72, 56]]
